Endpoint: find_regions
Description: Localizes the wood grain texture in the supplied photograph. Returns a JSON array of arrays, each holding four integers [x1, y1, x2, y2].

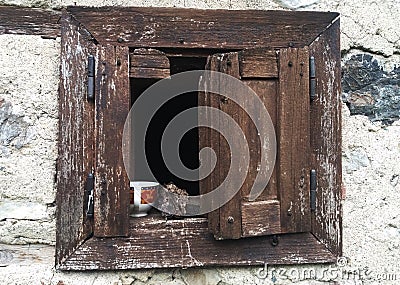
[[217, 52, 243, 239], [200, 56, 222, 238], [241, 200, 281, 237], [0, 6, 60, 38], [56, 8, 342, 269], [309, 19, 342, 256], [242, 79, 278, 202], [130, 48, 170, 78], [60, 216, 335, 270], [68, 7, 338, 49], [94, 44, 130, 237], [278, 47, 311, 233], [239, 49, 279, 78], [56, 11, 96, 266]]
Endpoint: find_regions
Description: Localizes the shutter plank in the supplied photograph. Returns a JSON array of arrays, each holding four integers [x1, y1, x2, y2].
[[129, 48, 170, 78], [95, 45, 130, 237], [278, 47, 311, 233], [200, 56, 223, 238], [56, 12, 96, 265], [242, 80, 278, 202], [241, 200, 281, 237], [309, 20, 342, 256], [217, 53, 242, 239], [239, 49, 278, 78]]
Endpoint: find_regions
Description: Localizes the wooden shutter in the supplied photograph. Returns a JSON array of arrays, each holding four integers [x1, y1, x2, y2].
[[200, 47, 311, 239], [56, 12, 96, 265], [93, 47, 169, 237], [93, 45, 130, 237]]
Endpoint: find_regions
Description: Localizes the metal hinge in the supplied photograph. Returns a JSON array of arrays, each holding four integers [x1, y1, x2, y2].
[[86, 173, 95, 218], [309, 56, 316, 102], [310, 169, 317, 212], [87, 55, 95, 100]]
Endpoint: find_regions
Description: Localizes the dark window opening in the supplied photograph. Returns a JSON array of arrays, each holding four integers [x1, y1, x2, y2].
[[130, 56, 207, 196]]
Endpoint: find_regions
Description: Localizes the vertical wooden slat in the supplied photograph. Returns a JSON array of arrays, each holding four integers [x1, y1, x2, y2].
[[217, 52, 242, 239], [56, 12, 96, 265], [200, 56, 222, 238], [94, 45, 130, 237], [309, 19, 342, 256], [278, 47, 311, 233]]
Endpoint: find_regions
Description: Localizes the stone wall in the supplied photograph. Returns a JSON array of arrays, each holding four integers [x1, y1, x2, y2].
[[0, 0, 399, 284]]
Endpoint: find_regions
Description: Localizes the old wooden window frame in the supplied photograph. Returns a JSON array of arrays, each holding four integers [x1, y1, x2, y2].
[[55, 6, 342, 270]]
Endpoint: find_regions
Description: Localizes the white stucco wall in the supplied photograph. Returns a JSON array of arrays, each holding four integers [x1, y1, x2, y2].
[[0, 0, 399, 284]]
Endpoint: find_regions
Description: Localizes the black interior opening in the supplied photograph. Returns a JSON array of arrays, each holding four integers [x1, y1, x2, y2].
[[130, 56, 207, 196]]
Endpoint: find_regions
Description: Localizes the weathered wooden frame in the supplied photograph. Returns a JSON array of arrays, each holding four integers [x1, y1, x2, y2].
[[0, 5, 341, 270]]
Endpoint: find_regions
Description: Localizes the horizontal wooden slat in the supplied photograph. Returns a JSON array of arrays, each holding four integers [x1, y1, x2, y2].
[[60, 215, 336, 270], [68, 7, 338, 49], [0, 6, 60, 38], [241, 200, 281, 237], [239, 49, 278, 78], [129, 67, 170, 78], [131, 54, 169, 68], [130, 48, 170, 78]]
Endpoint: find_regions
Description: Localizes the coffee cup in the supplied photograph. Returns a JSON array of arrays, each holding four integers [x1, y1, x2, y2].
[[130, 181, 158, 217]]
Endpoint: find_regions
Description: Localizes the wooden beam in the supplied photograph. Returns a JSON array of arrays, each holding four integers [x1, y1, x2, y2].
[[0, 6, 60, 38], [68, 7, 338, 49], [60, 215, 335, 270]]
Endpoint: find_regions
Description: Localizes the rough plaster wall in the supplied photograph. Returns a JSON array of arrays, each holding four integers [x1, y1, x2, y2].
[[0, 35, 59, 245], [0, 0, 399, 284]]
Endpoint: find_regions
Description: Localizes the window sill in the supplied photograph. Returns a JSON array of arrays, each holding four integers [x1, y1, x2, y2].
[[60, 214, 336, 270]]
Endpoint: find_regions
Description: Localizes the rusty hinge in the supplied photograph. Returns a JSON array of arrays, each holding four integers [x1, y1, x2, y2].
[[309, 56, 316, 102], [87, 55, 95, 101], [86, 173, 95, 218], [310, 169, 317, 212]]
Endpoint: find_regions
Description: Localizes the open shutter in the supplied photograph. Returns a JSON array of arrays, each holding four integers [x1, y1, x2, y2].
[[200, 47, 311, 239], [56, 12, 96, 264], [94, 47, 170, 237], [94, 45, 130, 237]]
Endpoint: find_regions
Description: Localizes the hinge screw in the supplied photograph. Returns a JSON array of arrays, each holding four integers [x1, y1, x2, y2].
[[271, 235, 279, 246], [288, 61, 293, 67], [227, 216, 234, 224], [117, 37, 124, 43], [288, 42, 294, 48], [178, 38, 185, 44]]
